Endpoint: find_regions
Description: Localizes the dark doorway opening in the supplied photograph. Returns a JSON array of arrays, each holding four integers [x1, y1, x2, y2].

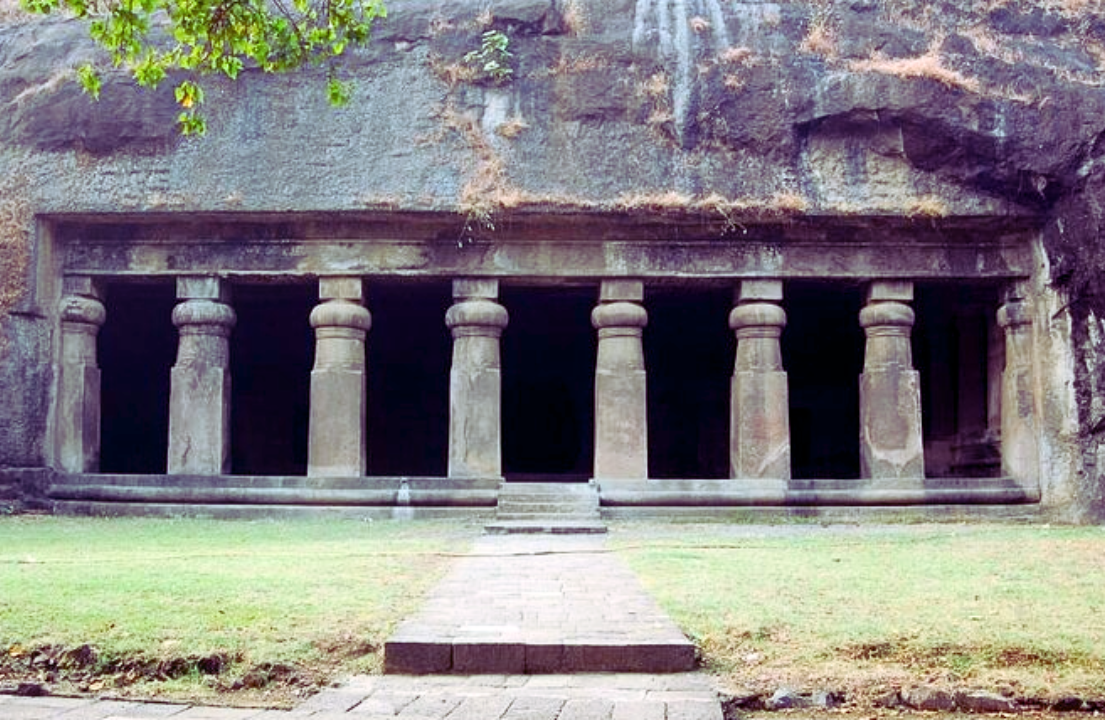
[[501, 286, 594, 481], [646, 287, 731, 479], [99, 281, 176, 474], [365, 281, 451, 476], [784, 281, 864, 479], [230, 283, 314, 476], [914, 283, 1001, 478]]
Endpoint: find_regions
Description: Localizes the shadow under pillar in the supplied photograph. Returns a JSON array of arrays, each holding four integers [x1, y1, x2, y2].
[[167, 277, 236, 475], [447, 279, 508, 479], [859, 280, 924, 484], [592, 280, 648, 480], [729, 280, 790, 486], [308, 277, 371, 478]]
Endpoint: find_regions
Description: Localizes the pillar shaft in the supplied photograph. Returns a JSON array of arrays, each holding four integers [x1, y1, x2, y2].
[[859, 281, 924, 483], [997, 285, 1039, 482], [592, 280, 648, 479], [168, 277, 235, 475], [447, 279, 508, 478], [58, 277, 106, 473], [308, 277, 371, 477], [729, 280, 790, 482]]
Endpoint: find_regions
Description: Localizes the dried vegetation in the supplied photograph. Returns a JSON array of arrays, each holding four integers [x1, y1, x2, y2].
[[848, 45, 982, 93]]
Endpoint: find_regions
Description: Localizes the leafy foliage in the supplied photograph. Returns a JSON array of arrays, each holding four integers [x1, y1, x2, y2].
[[20, 0, 386, 134], [463, 29, 513, 84]]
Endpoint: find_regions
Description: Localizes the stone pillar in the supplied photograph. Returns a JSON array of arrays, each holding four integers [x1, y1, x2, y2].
[[997, 283, 1039, 482], [57, 277, 106, 473], [592, 280, 648, 479], [446, 279, 508, 478], [859, 281, 924, 482], [167, 277, 235, 475], [729, 280, 790, 483], [308, 277, 371, 477]]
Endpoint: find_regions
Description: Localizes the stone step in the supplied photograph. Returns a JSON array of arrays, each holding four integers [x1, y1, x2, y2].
[[494, 512, 601, 522], [485, 520, 608, 535], [499, 482, 597, 496], [497, 500, 598, 513], [492, 482, 604, 535]]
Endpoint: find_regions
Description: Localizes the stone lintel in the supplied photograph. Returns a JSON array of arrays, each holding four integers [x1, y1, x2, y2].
[[177, 276, 230, 302], [319, 276, 364, 302], [599, 279, 644, 303], [867, 280, 913, 303], [454, 278, 499, 300], [62, 275, 103, 299], [738, 279, 783, 303]]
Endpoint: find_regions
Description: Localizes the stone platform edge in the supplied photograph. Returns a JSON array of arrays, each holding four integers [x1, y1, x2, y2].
[[597, 477, 1041, 506]]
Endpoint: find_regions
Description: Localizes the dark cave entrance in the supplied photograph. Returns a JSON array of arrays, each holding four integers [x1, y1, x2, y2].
[[645, 287, 732, 479], [501, 286, 595, 481], [98, 281, 176, 474]]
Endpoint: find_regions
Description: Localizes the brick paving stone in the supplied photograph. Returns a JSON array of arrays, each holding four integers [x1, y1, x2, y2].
[[500, 696, 566, 720], [171, 708, 266, 719], [54, 699, 142, 719], [610, 700, 664, 720], [293, 690, 369, 715], [666, 699, 726, 720], [440, 695, 513, 720], [557, 698, 614, 720], [394, 694, 461, 718]]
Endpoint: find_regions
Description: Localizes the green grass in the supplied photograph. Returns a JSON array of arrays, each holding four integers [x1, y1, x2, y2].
[[0, 516, 478, 702], [612, 524, 1105, 700]]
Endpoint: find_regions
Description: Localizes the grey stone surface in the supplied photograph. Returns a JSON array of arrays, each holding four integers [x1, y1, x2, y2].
[[447, 280, 508, 480], [0, 673, 726, 720], [902, 685, 958, 712], [592, 280, 648, 480], [307, 279, 371, 478], [2, 0, 1105, 521], [956, 690, 1018, 713], [730, 280, 789, 482], [859, 282, 924, 483]]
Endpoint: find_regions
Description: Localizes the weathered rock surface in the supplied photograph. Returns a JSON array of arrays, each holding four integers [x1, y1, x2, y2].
[[902, 685, 958, 712], [2, 0, 1105, 519]]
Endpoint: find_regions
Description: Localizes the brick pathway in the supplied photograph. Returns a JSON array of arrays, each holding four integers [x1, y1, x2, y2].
[[0, 673, 722, 718], [2, 534, 723, 719], [385, 535, 695, 674]]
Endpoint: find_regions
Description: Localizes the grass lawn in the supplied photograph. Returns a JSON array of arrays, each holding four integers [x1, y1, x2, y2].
[[0, 515, 479, 706], [612, 523, 1105, 703]]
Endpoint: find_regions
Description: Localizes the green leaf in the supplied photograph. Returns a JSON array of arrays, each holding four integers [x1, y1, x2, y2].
[[76, 64, 102, 100]]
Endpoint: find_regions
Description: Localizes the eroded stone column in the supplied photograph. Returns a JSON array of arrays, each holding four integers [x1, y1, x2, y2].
[[308, 277, 371, 477], [997, 282, 1039, 482], [168, 277, 235, 475], [447, 279, 508, 478], [729, 280, 790, 483], [592, 280, 648, 479], [58, 277, 106, 473], [859, 281, 924, 482]]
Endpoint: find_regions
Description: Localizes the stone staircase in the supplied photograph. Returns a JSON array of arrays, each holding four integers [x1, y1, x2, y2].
[[485, 482, 606, 534]]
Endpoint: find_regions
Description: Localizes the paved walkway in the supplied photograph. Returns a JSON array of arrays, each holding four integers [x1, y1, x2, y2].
[[0, 673, 722, 718], [386, 535, 695, 674], [2, 535, 723, 720]]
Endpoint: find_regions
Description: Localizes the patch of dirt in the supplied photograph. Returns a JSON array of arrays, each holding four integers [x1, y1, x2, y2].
[[0, 638, 378, 709]]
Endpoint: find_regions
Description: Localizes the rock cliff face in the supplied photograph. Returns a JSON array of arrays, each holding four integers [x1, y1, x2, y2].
[[2, 0, 1105, 519]]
